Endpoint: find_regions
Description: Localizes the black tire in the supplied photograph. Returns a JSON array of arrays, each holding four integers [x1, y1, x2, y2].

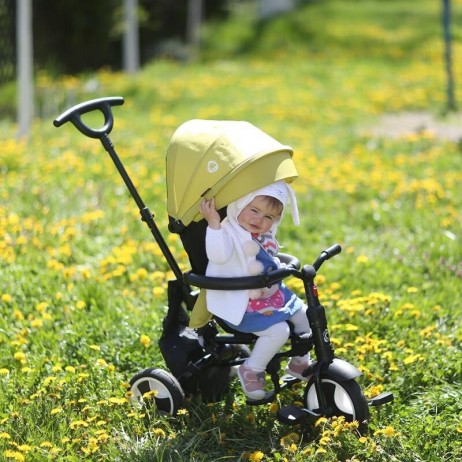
[[129, 368, 185, 416], [303, 377, 369, 431]]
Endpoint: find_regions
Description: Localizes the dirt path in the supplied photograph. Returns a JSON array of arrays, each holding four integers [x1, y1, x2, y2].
[[365, 111, 462, 141]]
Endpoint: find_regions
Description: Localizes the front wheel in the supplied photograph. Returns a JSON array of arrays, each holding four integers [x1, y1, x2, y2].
[[129, 368, 185, 416], [303, 377, 369, 431]]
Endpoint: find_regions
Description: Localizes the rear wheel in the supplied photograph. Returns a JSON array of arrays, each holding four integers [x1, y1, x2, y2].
[[129, 368, 185, 416], [303, 377, 369, 431]]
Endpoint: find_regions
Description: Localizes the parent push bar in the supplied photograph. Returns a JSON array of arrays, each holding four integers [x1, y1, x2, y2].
[[53, 97, 184, 284]]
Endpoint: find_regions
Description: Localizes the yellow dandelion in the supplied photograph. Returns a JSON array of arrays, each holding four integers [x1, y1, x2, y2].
[[382, 426, 399, 437], [35, 301, 48, 313], [69, 420, 88, 429], [319, 436, 331, 446], [315, 416, 328, 427], [374, 425, 399, 438], [1, 294, 12, 303], [0, 368, 9, 375], [76, 300, 86, 310], [51, 408, 63, 415], [142, 390, 158, 400], [97, 432, 110, 442], [152, 428, 166, 438], [356, 255, 369, 264], [17, 445, 31, 454], [30, 318, 43, 328], [13, 310, 24, 321], [39, 442, 53, 448], [140, 334, 151, 348], [403, 354, 422, 365], [3, 450, 25, 461], [246, 413, 256, 424], [13, 352, 26, 363], [108, 397, 127, 405], [152, 286, 165, 297], [269, 402, 279, 414], [248, 451, 264, 462]]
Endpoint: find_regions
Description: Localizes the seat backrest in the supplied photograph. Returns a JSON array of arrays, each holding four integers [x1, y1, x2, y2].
[[169, 207, 227, 275]]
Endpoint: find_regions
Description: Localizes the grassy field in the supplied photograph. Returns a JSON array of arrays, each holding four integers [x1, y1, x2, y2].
[[1, 0, 462, 460]]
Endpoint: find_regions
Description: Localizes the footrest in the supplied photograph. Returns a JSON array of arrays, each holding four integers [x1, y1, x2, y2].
[[368, 391, 394, 407], [245, 390, 277, 406], [277, 405, 320, 425]]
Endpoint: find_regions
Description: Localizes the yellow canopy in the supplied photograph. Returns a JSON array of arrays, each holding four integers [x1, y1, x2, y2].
[[166, 119, 298, 226]]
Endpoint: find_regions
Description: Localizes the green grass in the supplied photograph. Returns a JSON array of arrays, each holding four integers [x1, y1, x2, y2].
[[1, 0, 462, 460]]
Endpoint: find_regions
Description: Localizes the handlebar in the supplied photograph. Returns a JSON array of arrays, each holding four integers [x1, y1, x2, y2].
[[313, 243, 342, 271], [53, 96, 124, 138], [184, 267, 300, 291], [184, 246, 341, 290]]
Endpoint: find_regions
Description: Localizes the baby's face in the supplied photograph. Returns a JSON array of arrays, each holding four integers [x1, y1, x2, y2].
[[237, 196, 282, 234]]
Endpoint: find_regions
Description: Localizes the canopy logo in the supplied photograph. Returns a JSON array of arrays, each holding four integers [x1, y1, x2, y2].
[[207, 160, 219, 173]]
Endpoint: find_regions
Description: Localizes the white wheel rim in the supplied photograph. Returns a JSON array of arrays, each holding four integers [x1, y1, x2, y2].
[[305, 379, 357, 418], [130, 377, 174, 414]]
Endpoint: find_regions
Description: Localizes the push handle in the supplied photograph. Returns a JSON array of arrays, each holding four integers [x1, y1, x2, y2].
[[53, 96, 124, 138]]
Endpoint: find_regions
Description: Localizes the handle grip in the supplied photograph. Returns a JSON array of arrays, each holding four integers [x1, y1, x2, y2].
[[313, 243, 342, 271], [53, 96, 124, 138], [322, 243, 342, 259]]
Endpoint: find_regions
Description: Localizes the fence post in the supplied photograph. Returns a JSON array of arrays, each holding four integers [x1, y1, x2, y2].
[[442, 0, 456, 111], [17, 0, 34, 139], [123, 0, 139, 74], [187, 0, 203, 58]]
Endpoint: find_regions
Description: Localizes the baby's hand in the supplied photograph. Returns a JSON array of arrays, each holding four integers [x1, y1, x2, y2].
[[200, 198, 221, 229]]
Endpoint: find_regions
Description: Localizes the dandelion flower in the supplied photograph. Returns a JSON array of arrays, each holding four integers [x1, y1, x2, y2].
[[35, 301, 48, 313], [374, 425, 399, 438], [140, 334, 151, 348], [39, 442, 53, 448], [152, 428, 166, 438], [69, 420, 88, 429], [248, 451, 264, 462], [152, 286, 165, 297], [3, 450, 25, 461], [108, 397, 127, 405], [13, 352, 26, 363], [1, 294, 12, 303]]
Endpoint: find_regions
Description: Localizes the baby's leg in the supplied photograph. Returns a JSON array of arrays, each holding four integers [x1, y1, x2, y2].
[[287, 305, 312, 372], [245, 322, 291, 372], [290, 305, 311, 335]]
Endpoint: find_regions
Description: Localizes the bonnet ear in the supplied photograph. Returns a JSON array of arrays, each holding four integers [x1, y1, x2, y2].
[[284, 182, 300, 226]]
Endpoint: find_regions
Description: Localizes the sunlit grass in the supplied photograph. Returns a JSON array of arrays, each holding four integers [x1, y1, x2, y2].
[[1, 0, 462, 460]]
